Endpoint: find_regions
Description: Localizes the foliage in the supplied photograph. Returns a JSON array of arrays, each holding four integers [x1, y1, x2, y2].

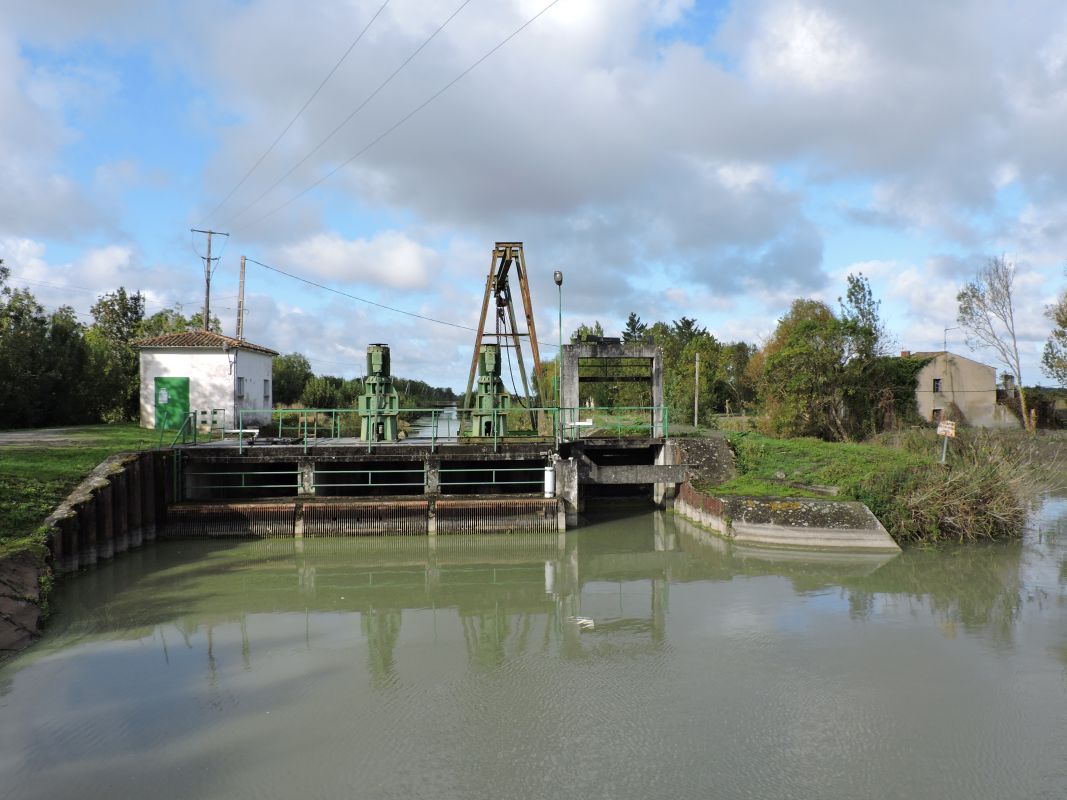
[[1041, 282, 1067, 387], [622, 312, 648, 342], [570, 321, 604, 343], [752, 274, 915, 441], [300, 375, 343, 409], [957, 256, 1032, 430], [273, 353, 314, 404]]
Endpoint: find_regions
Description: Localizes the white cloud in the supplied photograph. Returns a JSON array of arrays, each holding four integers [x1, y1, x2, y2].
[[745, 2, 871, 91], [275, 231, 438, 289]]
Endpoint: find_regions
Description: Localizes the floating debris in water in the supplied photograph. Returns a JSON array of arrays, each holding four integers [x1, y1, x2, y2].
[[570, 616, 595, 631]]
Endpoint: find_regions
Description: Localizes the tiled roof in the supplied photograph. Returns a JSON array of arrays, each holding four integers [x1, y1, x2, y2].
[[135, 330, 278, 356]]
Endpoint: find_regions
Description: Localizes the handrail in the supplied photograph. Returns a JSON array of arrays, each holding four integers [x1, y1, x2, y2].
[[158, 411, 198, 449], [227, 405, 670, 453]]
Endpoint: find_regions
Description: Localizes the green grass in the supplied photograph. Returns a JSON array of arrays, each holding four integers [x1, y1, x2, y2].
[[701, 431, 929, 499], [0, 423, 157, 552], [695, 430, 1031, 544]]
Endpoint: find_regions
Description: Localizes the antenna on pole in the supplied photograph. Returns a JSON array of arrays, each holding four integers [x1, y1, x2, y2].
[[191, 228, 229, 330]]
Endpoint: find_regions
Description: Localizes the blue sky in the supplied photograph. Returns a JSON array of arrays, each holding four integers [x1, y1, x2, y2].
[[2, 0, 1067, 388]]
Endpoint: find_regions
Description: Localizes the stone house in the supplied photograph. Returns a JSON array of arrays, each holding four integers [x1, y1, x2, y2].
[[137, 331, 278, 430], [905, 350, 1019, 429]]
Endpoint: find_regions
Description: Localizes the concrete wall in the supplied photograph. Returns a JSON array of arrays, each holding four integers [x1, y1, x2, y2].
[[234, 349, 273, 425], [560, 342, 664, 437], [674, 483, 900, 552], [139, 347, 274, 429], [915, 352, 1019, 429]]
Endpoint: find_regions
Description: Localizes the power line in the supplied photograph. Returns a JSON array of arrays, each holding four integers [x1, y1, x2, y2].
[[223, 0, 473, 228], [5, 273, 199, 313], [245, 256, 561, 349], [233, 0, 563, 233], [204, 0, 391, 222], [246, 257, 478, 331]]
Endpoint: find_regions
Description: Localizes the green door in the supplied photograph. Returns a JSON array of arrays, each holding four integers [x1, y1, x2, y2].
[[155, 377, 190, 430]]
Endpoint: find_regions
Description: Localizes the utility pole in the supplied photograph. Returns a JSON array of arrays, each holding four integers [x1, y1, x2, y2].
[[236, 255, 246, 341], [693, 352, 700, 428], [191, 228, 229, 331]]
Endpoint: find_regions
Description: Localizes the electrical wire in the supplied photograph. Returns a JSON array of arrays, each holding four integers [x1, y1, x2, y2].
[[233, 0, 563, 233], [245, 256, 561, 348], [205, 0, 392, 223], [246, 257, 478, 332], [223, 0, 472, 228]]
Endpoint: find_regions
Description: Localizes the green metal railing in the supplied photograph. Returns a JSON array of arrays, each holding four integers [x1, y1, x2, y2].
[[183, 468, 301, 492], [439, 466, 545, 488], [560, 405, 669, 440], [223, 404, 668, 453], [159, 411, 198, 449], [314, 467, 426, 490]]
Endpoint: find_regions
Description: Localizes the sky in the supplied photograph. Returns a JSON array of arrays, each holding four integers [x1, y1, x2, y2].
[[2, 0, 1066, 390]]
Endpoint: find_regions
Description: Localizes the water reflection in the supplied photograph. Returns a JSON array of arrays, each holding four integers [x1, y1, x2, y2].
[[6, 498, 1067, 800], [12, 503, 1048, 680]]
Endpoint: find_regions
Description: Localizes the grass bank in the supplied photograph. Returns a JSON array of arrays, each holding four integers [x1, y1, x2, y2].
[[697, 431, 1038, 544], [0, 424, 157, 554]]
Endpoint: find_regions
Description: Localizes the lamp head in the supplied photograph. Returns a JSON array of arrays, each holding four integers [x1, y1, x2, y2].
[[553, 270, 563, 287]]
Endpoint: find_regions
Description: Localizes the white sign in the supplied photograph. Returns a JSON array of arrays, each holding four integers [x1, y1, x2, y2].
[[937, 420, 956, 437]]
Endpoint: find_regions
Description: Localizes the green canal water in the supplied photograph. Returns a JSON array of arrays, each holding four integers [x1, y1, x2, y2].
[[3, 498, 1067, 799]]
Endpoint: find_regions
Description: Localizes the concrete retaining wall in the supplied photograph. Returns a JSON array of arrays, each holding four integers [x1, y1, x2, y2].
[[1, 450, 171, 657], [45, 451, 172, 573], [674, 482, 900, 552]]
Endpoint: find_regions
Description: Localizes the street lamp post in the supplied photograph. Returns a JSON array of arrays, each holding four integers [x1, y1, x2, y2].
[[554, 270, 563, 448]]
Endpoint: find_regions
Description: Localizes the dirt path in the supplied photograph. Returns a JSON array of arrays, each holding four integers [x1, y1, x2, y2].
[[0, 429, 82, 447]]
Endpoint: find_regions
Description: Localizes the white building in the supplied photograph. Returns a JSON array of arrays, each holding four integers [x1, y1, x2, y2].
[[137, 331, 278, 430]]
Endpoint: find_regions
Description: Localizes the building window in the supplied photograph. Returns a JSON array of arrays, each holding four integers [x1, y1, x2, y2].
[[263, 379, 271, 403], [236, 376, 245, 398], [932, 408, 942, 422], [932, 378, 942, 393]]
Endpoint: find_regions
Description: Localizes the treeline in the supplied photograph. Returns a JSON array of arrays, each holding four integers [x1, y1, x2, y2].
[[271, 353, 457, 409], [0, 261, 217, 429], [570, 274, 926, 442]]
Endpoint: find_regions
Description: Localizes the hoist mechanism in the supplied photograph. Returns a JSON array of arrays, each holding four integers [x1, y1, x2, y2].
[[359, 343, 399, 442], [462, 243, 542, 427]]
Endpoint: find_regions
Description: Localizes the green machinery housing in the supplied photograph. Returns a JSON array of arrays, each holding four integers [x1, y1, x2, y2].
[[471, 344, 511, 437], [359, 344, 399, 442]]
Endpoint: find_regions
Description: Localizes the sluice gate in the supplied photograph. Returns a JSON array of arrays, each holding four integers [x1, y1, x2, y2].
[[163, 496, 561, 538]]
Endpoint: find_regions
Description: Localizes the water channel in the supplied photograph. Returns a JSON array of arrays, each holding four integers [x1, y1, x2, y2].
[[3, 495, 1067, 799]]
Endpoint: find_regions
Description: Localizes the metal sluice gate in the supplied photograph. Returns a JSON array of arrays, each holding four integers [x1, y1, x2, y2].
[[163, 497, 561, 537]]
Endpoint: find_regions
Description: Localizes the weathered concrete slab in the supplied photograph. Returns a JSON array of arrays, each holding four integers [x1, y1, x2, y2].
[[675, 483, 900, 552]]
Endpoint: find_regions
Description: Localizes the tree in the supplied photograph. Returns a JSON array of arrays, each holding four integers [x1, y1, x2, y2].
[[273, 353, 313, 405], [758, 299, 852, 439], [1041, 284, 1067, 387], [838, 272, 888, 361], [957, 257, 1032, 431], [570, 321, 604, 343], [88, 288, 145, 421], [300, 375, 342, 409], [622, 312, 648, 342], [754, 274, 910, 441]]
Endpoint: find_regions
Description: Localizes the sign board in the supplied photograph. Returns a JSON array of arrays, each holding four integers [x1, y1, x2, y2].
[[937, 420, 956, 438]]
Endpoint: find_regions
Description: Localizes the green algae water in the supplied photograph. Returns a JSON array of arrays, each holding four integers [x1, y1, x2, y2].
[[3, 498, 1067, 800]]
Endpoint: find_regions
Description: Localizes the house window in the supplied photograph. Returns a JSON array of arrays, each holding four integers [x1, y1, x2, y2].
[[932, 408, 942, 422], [236, 377, 245, 398], [263, 379, 271, 403], [932, 378, 942, 393]]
